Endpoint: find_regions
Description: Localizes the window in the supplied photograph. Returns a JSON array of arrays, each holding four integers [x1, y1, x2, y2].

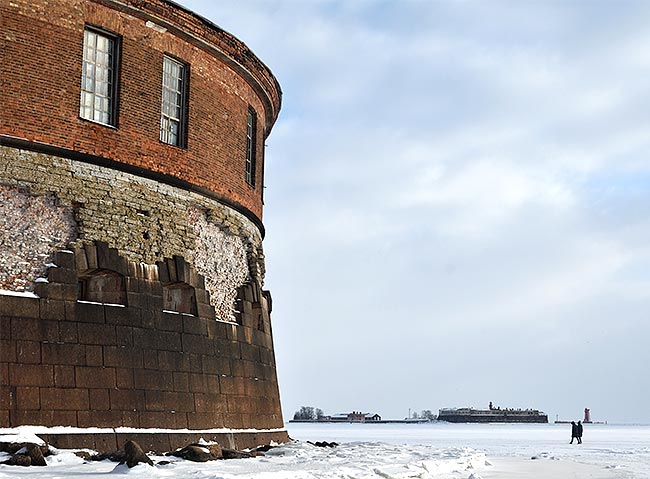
[[245, 107, 257, 186], [160, 55, 189, 147], [80, 27, 120, 126], [163, 283, 197, 316], [78, 269, 127, 305]]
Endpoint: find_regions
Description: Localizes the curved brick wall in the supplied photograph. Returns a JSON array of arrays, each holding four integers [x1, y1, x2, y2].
[[0, 0, 286, 449], [0, 0, 281, 221]]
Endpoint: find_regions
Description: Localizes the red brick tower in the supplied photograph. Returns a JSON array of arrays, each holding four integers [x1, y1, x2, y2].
[[0, 0, 286, 452]]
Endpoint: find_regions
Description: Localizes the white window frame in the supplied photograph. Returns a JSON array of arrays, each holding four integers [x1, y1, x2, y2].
[[160, 55, 189, 147], [80, 27, 119, 126], [245, 107, 257, 186]]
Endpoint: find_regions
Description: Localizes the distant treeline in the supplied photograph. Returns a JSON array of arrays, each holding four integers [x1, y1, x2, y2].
[[293, 406, 437, 421], [413, 410, 436, 420], [293, 406, 325, 421]]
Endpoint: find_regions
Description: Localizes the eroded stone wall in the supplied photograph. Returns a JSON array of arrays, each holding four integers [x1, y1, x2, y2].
[[189, 208, 249, 321], [0, 147, 265, 322], [0, 186, 76, 291]]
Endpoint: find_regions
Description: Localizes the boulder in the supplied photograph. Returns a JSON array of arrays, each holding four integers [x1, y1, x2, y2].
[[203, 443, 223, 459], [3, 454, 32, 466], [221, 447, 253, 459], [88, 450, 126, 462], [171, 445, 213, 462], [124, 440, 153, 468], [0, 443, 48, 467], [170, 442, 223, 462], [252, 444, 276, 453], [74, 451, 93, 461], [24, 443, 47, 466], [0, 442, 50, 457], [308, 441, 338, 448]]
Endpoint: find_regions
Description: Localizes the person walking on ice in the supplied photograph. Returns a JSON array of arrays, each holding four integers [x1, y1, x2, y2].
[[570, 421, 578, 444], [577, 420, 583, 444]]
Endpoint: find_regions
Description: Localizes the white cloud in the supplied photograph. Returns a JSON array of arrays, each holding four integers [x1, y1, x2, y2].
[[182, 0, 650, 423]]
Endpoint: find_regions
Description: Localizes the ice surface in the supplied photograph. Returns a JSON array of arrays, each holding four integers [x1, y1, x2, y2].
[[0, 423, 648, 478]]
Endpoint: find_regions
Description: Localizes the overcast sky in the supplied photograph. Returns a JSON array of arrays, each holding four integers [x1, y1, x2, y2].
[[179, 0, 650, 424]]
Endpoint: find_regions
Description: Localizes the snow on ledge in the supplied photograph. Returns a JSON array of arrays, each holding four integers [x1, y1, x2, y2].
[[0, 289, 39, 298], [162, 310, 198, 317], [77, 300, 126, 308], [161, 310, 239, 326], [0, 425, 287, 437]]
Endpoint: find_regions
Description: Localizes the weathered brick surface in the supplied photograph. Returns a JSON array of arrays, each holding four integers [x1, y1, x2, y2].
[[9, 364, 54, 387], [75, 302, 106, 324], [75, 366, 116, 389], [0, 0, 279, 220], [109, 388, 145, 411], [0, 317, 10, 340], [15, 387, 41, 410], [194, 393, 227, 414], [0, 386, 13, 410], [0, 0, 285, 438], [145, 390, 195, 412], [188, 373, 220, 394], [115, 368, 135, 389], [40, 388, 89, 411], [42, 343, 86, 366], [139, 411, 188, 429], [85, 345, 104, 367], [54, 365, 76, 388], [104, 345, 143, 369], [77, 323, 116, 345], [0, 298, 40, 319], [134, 369, 174, 391], [0, 340, 16, 363], [77, 410, 122, 427], [89, 389, 110, 410], [40, 300, 66, 321], [187, 412, 226, 430], [15, 341, 41, 364]]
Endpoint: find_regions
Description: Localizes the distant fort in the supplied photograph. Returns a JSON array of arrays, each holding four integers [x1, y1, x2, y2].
[[438, 402, 548, 423]]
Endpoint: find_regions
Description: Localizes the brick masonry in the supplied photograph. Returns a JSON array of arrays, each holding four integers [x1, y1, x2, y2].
[[0, 0, 281, 220], [0, 0, 287, 445]]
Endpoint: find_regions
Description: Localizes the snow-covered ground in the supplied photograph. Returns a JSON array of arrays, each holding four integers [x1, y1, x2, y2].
[[0, 422, 648, 478], [289, 422, 650, 478]]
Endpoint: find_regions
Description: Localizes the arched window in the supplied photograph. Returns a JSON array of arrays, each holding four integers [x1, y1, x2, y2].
[[78, 269, 127, 305], [163, 282, 197, 316]]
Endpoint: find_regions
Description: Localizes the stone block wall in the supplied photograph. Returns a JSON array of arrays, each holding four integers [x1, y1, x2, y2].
[[0, 244, 284, 432]]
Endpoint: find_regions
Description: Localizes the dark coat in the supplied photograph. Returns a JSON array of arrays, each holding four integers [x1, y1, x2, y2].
[[571, 421, 578, 437], [577, 422, 583, 437]]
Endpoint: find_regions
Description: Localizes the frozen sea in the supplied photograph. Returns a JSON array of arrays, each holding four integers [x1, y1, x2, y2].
[[289, 422, 650, 478], [0, 422, 649, 478]]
